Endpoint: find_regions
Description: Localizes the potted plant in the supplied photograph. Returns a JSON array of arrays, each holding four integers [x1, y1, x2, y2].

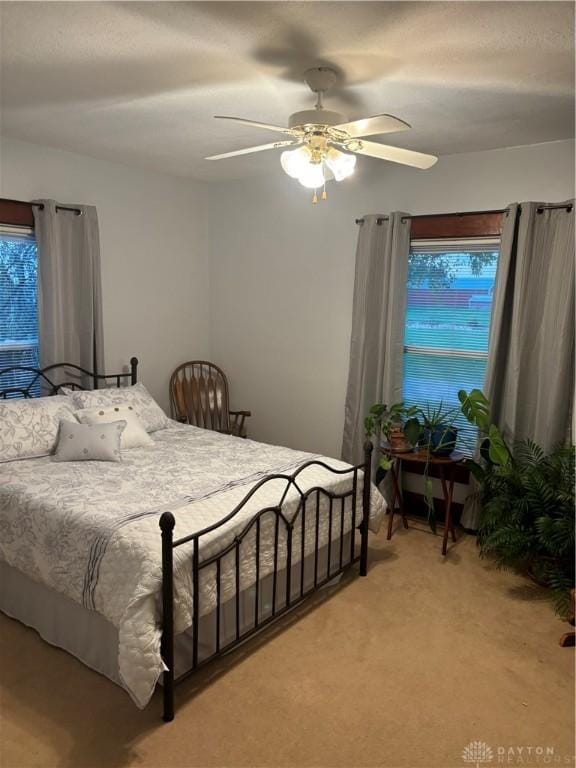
[[407, 402, 460, 456], [364, 402, 420, 474], [364, 402, 419, 453], [458, 388, 575, 619]]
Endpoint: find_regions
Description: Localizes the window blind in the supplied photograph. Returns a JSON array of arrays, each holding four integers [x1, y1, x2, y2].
[[402, 238, 500, 454], [0, 225, 39, 396]]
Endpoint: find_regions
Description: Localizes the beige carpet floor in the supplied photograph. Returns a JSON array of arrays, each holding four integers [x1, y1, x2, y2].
[[1, 525, 574, 768]]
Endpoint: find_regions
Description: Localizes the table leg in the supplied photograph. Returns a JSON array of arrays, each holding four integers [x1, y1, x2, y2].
[[399, 475, 409, 531], [393, 459, 408, 529], [440, 471, 458, 545], [440, 466, 456, 556], [440, 473, 448, 504], [387, 460, 407, 539], [448, 469, 457, 543], [386, 465, 396, 540]]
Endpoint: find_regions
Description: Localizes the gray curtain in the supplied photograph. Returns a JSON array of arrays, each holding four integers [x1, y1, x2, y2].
[[341, 212, 411, 466], [461, 199, 575, 528], [33, 200, 104, 383], [486, 200, 575, 450]]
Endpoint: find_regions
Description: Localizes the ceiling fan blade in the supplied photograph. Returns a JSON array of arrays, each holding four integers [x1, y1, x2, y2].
[[345, 139, 438, 170], [333, 114, 411, 138], [205, 139, 299, 161], [214, 116, 295, 135]]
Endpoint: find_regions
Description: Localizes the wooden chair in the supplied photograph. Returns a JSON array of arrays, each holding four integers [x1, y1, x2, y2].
[[169, 361, 251, 437]]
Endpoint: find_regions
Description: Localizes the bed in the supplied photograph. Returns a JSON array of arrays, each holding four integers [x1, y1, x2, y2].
[[0, 359, 385, 721]]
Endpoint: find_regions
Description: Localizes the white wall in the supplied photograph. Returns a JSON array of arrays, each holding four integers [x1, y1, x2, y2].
[[2, 137, 573, 449], [0, 138, 211, 411], [208, 140, 575, 458]]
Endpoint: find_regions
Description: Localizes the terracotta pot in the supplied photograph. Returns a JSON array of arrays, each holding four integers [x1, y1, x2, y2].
[[388, 427, 411, 453]]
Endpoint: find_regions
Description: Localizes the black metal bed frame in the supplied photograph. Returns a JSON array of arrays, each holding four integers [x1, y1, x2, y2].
[[159, 440, 373, 722], [0, 357, 139, 398], [0, 358, 373, 723]]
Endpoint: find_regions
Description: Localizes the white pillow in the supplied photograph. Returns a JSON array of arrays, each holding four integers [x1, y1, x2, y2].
[[0, 396, 78, 462], [76, 405, 153, 449], [53, 419, 126, 463], [66, 383, 169, 433]]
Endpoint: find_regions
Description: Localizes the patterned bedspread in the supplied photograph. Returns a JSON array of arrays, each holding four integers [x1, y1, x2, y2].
[[0, 422, 385, 707]]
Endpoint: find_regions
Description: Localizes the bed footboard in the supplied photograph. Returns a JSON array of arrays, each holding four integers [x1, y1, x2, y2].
[[159, 440, 373, 722]]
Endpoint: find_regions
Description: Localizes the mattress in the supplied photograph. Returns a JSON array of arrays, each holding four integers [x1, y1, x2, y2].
[[0, 538, 345, 685], [0, 421, 385, 708]]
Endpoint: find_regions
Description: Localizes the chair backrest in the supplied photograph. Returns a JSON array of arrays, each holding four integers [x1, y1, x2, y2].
[[169, 361, 231, 433]]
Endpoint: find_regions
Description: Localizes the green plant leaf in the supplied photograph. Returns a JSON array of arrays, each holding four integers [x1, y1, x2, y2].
[[379, 456, 393, 471], [404, 417, 421, 446], [459, 388, 490, 429], [487, 424, 511, 467], [479, 436, 493, 465], [369, 403, 387, 416]]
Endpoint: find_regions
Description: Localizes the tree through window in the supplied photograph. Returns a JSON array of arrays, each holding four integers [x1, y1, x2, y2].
[[0, 225, 39, 396]]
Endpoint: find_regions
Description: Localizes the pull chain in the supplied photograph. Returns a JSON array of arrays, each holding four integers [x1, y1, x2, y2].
[[312, 190, 318, 204]]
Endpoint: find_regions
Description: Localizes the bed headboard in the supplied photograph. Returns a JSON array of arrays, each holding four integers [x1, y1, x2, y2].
[[0, 357, 138, 399]]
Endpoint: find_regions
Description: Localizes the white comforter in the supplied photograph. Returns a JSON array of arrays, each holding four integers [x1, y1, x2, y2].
[[0, 422, 385, 707]]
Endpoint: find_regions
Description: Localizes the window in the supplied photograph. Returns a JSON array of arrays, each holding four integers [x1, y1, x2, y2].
[[402, 237, 500, 453], [0, 224, 39, 395]]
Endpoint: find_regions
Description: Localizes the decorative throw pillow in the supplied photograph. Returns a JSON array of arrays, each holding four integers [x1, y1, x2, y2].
[[76, 405, 153, 449], [52, 420, 126, 463], [66, 383, 169, 433], [0, 396, 78, 462]]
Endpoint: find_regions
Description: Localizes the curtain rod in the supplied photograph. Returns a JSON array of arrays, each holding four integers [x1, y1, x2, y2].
[[355, 202, 573, 225], [355, 217, 388, 225], [355, 210, 503, 225], [355, 209, 504, 225], [0, 197, 82, 215], [536, 203, 573, 213], [401, 208, 506, 223]]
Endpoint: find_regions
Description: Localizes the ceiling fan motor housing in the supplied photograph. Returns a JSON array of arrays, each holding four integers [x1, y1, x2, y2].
[[288, 109, 347, 130], [303, 66, 338, 94]]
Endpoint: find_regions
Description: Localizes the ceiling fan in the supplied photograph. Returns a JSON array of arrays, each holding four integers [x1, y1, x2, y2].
[[206, 67, 438, 199]]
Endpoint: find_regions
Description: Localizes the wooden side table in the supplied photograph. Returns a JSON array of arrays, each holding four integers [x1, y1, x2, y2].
[[378, 448, 465, 556]]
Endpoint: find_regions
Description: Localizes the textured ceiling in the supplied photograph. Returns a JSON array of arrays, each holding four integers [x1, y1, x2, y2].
[[1, 1, 574, 181]]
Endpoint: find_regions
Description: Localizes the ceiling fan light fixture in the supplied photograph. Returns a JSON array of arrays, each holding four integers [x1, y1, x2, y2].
[[280, 146, 327, 188], [325, 147, 356, 181], [297, 161, 326, 189], [280, 146, 312, 179]]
